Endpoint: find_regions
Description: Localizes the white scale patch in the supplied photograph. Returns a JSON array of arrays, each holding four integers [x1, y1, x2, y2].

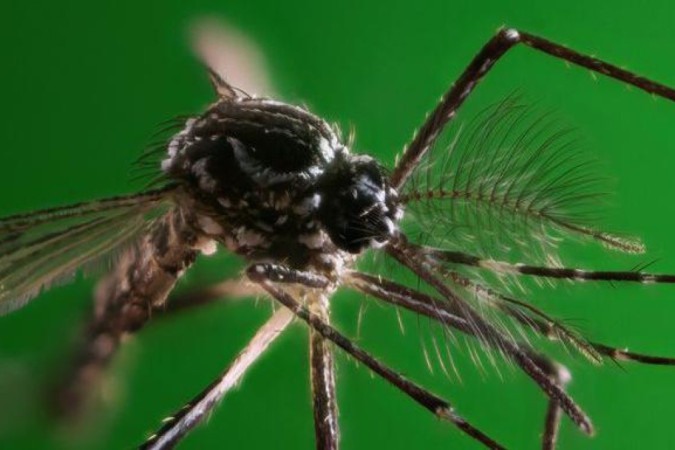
[[382, 217, 396, 236], [235, 227, 268, 249], [254, 221, 274, 233], [197, 215, 224, 235], [642, 275, 658, 284], [293, 193, 322, 216], [192, 157, 218, 192], [298, 232, 326, 249], [504, 28, 521, 41], [314, 252, 353, 280], [557, 364, 572, 384], [480, 259, 519, 274], [275, 215, 288, 226], [192, 234, 218, 256], [162, 117, 197, 173], [573, 269, 588, 279], [318, 136, 337, 161]]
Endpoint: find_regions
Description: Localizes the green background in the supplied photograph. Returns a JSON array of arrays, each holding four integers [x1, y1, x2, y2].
[[1, 1, 675, 449]]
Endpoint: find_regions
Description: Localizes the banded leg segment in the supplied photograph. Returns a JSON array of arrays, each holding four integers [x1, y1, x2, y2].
[[526, 356, 570, 450], [246, 264, 506, 449], [391, 28, 675, 188], [347, 269, 675, 448], [425, 247, 675, 284], [347, 270, 575, 449], [347, 269, 675, 366], [386, 241, 594, 435], [310, 298, 340, 450], [354, 265, 578, 449], [141, 308, 294, 450], [401, 242, 675, 365], [248, 264, 342, 449], [543, 398, 565, 450]]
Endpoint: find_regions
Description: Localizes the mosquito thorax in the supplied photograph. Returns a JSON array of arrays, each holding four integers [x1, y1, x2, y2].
[[161, 97, 401, 268]]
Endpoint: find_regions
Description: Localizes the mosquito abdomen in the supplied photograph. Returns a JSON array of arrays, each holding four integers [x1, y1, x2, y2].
[[54, 209, 200, 417]]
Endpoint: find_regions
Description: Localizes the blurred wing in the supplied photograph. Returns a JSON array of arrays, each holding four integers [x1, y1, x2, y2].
[[0, 187, 175, 314], [189, 17, 274, 98], [133, 20, 276, 187]]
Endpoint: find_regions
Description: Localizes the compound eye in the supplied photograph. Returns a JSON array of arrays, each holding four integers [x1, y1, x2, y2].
[[318, 156, 398, 253]]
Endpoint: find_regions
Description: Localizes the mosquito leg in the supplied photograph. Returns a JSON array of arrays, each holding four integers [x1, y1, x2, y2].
[[309, 295, 340, 450], [245, 264, 341, 449], [141, 307, 294, 450], [418, 259, 675, 366], [513, 353, 568, 450], [347, 270, 572, 449], [494, 295, 675, 365], [391, 28, 675, 188], [164, 266, 339, 450], [346, 271, 481, 338], [246, 264, 506, 449], [445, 270, 603, 363], [346, 270, 581, 449], [160, 278, 262, 315], [386, 241, 594, 435], [423, 247, 675, 285], [470, 281, 675, 366], [588, 343, 675, 365], [354, 264, 675, 368], [542, 399, 564, 450]]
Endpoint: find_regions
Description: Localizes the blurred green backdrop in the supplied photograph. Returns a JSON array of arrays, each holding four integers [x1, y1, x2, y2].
[[1, 0, 675, 449]]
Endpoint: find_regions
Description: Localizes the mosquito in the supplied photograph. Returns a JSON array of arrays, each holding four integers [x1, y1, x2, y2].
[[2, 24, 675, 450]]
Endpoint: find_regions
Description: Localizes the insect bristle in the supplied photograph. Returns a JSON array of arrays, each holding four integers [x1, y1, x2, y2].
[[402, 95, 619, 268]]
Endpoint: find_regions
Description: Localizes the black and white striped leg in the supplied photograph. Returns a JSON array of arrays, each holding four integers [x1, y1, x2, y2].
[[347, 269, 579, 450], [246, 263, 506, 450], [423, 252, 675, 366], [543, 399, 565, 450], [386, 241, 594, 436], [248, 263, 341, 449], [310, 304, 340, 450], [474, 281, 675, 366], [525, 355, 570, 450], [161, 277, 340, 448], [442, 269, 604, 363], [165, 275, 675, 367], [347, 270, 578, 449], [426, 247, 675, 284], [391, 28, 675, 188], [141, 307, 293, 450], [347, 271, 484, 340], [587, 343, 675, 365]]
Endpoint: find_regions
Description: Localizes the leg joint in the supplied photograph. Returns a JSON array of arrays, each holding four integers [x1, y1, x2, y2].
[[246, 263, 330, 288]]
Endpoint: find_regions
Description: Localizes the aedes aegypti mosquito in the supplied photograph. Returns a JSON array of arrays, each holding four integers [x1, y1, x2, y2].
[[2, 24, 675, 450]]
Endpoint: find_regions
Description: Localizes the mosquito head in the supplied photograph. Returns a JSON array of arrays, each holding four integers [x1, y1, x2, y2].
[[317, 153, 401, 253]]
